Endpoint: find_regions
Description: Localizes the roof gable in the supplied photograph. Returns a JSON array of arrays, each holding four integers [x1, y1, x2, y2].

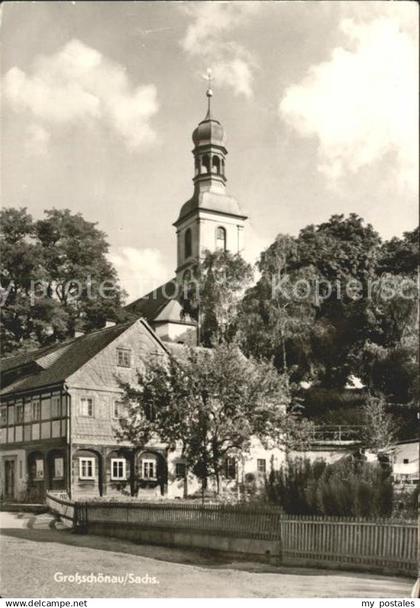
[[67, 318, 169, 389]]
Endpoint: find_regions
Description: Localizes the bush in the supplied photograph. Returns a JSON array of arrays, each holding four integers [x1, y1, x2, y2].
[[392, 485, 418, 520], [266, 456, 393, 517]]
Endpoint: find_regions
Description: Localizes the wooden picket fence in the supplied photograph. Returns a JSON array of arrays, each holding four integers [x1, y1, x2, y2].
[[46, 494, 418, 575], [46, 492, 75, 527]]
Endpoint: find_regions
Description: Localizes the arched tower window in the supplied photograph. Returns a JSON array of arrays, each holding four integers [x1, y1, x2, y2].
[[212, 156, 220, 174], [216, 226, 227, 251], [202, 154, 210, 173], [184, 228, 192, 259], [221, 158, 225, 176]]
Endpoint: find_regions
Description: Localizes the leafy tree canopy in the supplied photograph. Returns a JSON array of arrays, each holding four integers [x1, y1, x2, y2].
[[180, 249, 253, 347], [237, 214, 418, 399], [0, 207, 126, 355], [119, 342, 314, 493]]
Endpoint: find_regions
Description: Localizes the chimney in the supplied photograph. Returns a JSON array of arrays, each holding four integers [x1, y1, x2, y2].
[[105, 320, 116, 328]]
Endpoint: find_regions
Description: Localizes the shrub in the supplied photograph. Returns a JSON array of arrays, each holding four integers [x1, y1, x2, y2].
[[266, 456, 393, 517]]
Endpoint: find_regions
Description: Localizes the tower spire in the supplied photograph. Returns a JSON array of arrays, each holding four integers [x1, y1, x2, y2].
[[205, 68, 213, 119], [174, 74, 247, 283]]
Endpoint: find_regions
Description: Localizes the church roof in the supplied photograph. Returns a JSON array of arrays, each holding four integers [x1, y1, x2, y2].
[[154, 299, 188, 323], [125, 279, 196, 326], [175, 189, 247, 225], [125, 279, 177, 321], [192, 117, 225, 148]]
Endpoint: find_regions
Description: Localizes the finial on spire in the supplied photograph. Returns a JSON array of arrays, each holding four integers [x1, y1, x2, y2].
[[204, 68, 213, 119]]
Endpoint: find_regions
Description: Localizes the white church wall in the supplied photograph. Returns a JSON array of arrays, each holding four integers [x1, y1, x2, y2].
[[197, 210, 245, 258]]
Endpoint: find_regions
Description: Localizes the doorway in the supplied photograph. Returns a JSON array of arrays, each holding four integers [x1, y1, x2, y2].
[[4, 460, 15, 500]]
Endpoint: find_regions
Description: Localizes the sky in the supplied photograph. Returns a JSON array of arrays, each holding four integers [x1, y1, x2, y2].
[[1, 1, 418, 302]]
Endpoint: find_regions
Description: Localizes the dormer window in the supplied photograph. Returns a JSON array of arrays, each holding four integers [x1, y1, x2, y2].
[[117, 348, 131, 368]]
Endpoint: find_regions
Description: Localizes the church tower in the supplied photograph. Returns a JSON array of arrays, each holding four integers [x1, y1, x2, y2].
[[174, 78, 247, 281]]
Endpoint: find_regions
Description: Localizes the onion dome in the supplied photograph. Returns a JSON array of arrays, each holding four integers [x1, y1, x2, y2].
[[192, 87, 226, 148]]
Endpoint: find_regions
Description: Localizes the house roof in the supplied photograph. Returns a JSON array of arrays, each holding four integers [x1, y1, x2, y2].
[[0, 342, 68, 374], [0, 320, 138, 397]]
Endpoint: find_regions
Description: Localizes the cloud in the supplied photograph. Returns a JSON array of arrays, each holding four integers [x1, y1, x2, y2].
[[25, 124, 50, 156], [279, 17, 418, 193], [242, 223, 270, 268], [211, 54, 254, 99], [180, 2, 259, 98], [108, 246, 171, 302], [3, 39, 159, 150]]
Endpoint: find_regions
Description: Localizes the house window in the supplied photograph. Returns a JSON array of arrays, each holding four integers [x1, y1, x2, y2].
[[8, 405, 15, 425], [51, 396, 61, 418], [54, 457, 64, 479], [35, 459, 44, 479], [224, 457, 236, 480], [79, 457, 95, 480], [216, 226, 227, 251], [41, 398, 51, 420], [142, 459, 156, 480], [184, 228, 192, 259], [403, 458, 409, 464], [113, 401, 126, 419], [0, 406, 6, 427], [117, 348, 131, 368], [257, 459, 266, 475], [111, 458, 126, 480], [80, 398, 93, 417], [175, 463, 186, 478], [16, 404, 24, 424], [24, 403, 32, 423], [32, 400, 41, 421]]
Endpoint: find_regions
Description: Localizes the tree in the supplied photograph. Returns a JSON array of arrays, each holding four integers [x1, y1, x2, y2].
[[355, 229, 418, 405], [237, 235, 316, 382], [297, 214, 382, 387], [238, 214, 384, 388], [361, 394, 397, 454], [377, 227, 419, 276], [179, 249, 253, 346], [119, 342, 314, 494], [0, 207, 126, 355]]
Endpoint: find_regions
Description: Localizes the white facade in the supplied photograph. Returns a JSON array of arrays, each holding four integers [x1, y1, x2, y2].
[[391, 441, 419, 487]]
